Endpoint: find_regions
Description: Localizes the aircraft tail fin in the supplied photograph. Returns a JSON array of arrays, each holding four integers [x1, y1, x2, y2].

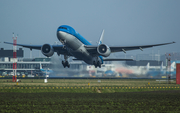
[[40, 62, 42, 70], [171, 62, 176, 72], [160, 62, 163, 71], [98, 30, 104, 45], [146, 62, 150, 71]]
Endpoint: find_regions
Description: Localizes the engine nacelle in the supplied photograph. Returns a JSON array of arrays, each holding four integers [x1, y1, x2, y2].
[[97, 44, 111, 57], [41, 44, 54, 57]]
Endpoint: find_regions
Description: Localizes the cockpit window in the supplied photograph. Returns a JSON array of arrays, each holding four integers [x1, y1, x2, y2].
[[59, 27, 67, 30]]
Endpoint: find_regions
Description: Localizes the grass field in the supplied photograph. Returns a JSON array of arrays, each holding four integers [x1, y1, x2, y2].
[[0, 79, 178, 87], [1, 79, 180, 112], [1, 90, 180, 112]]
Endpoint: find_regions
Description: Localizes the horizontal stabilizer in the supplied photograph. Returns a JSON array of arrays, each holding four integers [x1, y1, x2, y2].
[[103, 59, 133, 61]]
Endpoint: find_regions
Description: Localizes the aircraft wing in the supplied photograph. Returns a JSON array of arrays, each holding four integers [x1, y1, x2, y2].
[[85, 41, 175, 55], [4, 42, 69, 55]]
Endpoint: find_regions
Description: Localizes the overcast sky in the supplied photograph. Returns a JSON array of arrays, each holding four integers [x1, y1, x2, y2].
[[0, 0, 179, 58]]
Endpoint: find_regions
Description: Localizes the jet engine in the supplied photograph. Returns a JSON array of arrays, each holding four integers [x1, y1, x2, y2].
[[41, 44, 54, 57], [97, 44, 111, 57]]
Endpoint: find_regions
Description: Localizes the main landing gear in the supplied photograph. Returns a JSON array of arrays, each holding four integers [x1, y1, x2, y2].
[[93, 61, 101, 68], [62, 55, 70, 68], [62, 61, 70, 68]]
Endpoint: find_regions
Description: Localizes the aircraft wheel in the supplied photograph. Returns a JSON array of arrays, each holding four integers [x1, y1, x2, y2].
[[65, 61, 69, 65], [62, 61, 66, 68], [93, 61, 97, 68], [67, 64, 70, 68], [65, 61, 70, 68], [97, 61, 101, 68]]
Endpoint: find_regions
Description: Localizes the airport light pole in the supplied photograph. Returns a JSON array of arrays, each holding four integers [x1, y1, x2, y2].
[[165, 53, 171, 84], [30, 43, 32, 58], [12, 33, 17, 82]]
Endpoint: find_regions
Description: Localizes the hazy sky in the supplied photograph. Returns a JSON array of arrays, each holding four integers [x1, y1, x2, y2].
[[0, 0, 180, 58]]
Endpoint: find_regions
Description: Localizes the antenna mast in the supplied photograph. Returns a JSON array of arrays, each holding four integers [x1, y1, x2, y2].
[[12, 33, 17, 82]]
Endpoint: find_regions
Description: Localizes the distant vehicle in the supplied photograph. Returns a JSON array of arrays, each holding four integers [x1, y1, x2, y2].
[[8, 72, 20, 76], [4, 25, 175, 68], [2, 72, 7, 76], [27, 74, 34, 77], [8, 72, 14, 76]]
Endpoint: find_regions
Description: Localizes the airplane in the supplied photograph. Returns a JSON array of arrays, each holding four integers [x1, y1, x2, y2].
[[146, 62, 166, 77], [168, 61, 176, 77], [39, 62, 53, 75], [146, 62, 176, 78], [4, 25, 175, 68]]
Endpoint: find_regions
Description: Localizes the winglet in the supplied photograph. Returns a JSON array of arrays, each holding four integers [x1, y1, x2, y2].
[[98, 30, 104, 45]]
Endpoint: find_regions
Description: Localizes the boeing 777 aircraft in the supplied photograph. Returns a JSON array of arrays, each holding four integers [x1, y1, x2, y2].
[[4, 25, 175, 68]]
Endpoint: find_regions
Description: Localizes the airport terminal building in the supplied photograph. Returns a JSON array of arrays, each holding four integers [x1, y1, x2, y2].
[[0, 48, 87, 76], [0, 48, 177, 77]]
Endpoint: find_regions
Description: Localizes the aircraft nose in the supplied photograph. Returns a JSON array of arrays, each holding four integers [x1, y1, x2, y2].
[[57, 31, 63, 39], [57, 31, 67, 43]]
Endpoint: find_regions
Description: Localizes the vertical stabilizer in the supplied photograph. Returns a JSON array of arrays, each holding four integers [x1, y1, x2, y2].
[[160, 62, 163, 71], [171, 62, 176, 72], [40, 62, 42, 70], [98, 30, 104, 45], [146, 62, 150, 71]]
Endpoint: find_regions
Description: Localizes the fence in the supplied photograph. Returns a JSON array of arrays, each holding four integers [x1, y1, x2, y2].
[[0, 86, 179, 89]]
